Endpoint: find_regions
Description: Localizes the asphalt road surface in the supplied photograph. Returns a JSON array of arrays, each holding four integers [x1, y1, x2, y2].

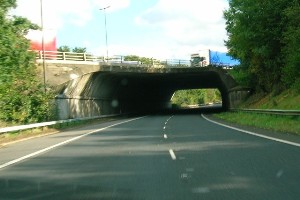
[[0, 114, 300, 200]]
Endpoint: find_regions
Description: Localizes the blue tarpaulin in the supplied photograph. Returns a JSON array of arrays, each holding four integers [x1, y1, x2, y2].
[[210, 51, 240, 66]]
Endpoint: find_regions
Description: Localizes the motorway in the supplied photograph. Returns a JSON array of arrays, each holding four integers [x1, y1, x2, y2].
[[0, 113, 300, 199]]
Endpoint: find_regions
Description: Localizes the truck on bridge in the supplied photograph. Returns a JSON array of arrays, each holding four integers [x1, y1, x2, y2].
[[190, 49, 240, 68]]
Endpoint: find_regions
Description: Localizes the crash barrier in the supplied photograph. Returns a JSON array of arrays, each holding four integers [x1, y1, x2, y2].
[[231, 108, 300, 116], [35, 50, 236, 69], [35, 51, 189, 66], [0, 114, 119, 134]]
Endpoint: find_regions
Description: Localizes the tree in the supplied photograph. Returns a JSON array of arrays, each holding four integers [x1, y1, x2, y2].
[[124, 55, 153, 65], [72, 47, 87, 53], [57, 46, 87, 53], [282, 1, 300, 91], [124, 55, 139, 61], [224, 0, 292, 92], [0, 0, 54, 124], [57, 45, 71, 52], [171, 89, 221, 107], [57, 46, 89, 60]]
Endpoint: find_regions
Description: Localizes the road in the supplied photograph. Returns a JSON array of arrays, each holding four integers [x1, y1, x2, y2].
[[0, 114, 300, 199]]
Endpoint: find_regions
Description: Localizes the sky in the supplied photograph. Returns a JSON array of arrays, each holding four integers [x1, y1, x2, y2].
[[13, 0, 230, 60]]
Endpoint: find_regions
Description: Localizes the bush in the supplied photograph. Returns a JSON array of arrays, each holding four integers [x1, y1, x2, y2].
[[0, 0, 55, 124]]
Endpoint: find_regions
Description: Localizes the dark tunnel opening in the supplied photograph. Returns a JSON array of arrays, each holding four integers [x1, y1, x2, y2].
[[103, 71, 229, 115]]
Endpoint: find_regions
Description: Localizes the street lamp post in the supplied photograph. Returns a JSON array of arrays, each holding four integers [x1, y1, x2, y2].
[[40, 0, 46, 92], [99, 6, 110, 62]]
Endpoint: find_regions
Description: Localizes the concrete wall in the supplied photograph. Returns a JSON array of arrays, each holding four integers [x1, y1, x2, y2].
[[56, 97, 119, 119], [37, 60, 101, 86], [55, 73, 121, 119], [228, 88, 251, 108]]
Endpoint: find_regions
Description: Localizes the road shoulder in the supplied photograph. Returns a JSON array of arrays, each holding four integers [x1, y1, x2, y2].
[[203, 113, 300, 146]]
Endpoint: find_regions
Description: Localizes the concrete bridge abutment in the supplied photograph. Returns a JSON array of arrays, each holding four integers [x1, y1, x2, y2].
[[39, 61, 249, 119]]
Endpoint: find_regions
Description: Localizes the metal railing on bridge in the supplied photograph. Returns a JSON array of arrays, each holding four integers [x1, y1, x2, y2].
[[35, 50, 192, 67], [231, 108, 300, 116], [36, 50, 105, 62], [36, 50, 235, 68]]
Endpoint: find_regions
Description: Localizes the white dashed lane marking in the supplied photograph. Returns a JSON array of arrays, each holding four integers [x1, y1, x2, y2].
[[169, 149, 177, 160]]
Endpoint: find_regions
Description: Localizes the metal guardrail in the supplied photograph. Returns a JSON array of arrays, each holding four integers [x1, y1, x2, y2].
[[0, 114, 119, 134], [36, 50, 105, 62], [34, 50, 193, 67], [231, 108, 300, 116], [35, 50, 236, 69]]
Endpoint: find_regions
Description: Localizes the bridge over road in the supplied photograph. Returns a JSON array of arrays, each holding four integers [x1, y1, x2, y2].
[[37, 60, 250, 119]]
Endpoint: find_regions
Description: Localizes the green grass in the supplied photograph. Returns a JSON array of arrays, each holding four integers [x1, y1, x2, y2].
[[215, 112, 300, 135], [214, 88, 300, 135], [242, 89, 300, 110]]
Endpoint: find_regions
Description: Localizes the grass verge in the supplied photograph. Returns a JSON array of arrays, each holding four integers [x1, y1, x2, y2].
[[214, 88, 300, 136], [214, 112, 300, 135], [241, 89, 300, 110], [0, 117, 121, 146]]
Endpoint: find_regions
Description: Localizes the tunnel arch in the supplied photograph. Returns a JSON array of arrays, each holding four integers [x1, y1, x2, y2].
[[56, 67, 235, 118]]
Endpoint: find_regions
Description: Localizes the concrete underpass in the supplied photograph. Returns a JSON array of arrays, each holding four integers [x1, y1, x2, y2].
[[79, 71, 229, 113], [43, 63, 250, 119]]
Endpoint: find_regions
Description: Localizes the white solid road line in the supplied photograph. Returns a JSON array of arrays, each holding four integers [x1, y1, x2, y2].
[[201, 114, 300, 148], [0, 117, 146, 170], [167, 116, 174, 121], [169, 149, 177, 160]]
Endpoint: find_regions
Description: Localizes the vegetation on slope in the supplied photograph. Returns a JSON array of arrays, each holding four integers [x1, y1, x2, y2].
[[242, 89, 300, 110], [224, 0, 300, 93], [214, 88, 300, 135], [215, 112, 299, 135], [0, 0, 54, 125], [214, 1, 300, 135]]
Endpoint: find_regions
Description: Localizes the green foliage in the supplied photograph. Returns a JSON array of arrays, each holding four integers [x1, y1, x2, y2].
[[171, 89, 221, 107], [292, 79, 300, 92], [228, 66, 252, 87], [242, 88, 300, 110], [124, 55, 139, 61], [124, 55, 153, 65], [0, 0, 17, 13], [0, 81, 55, 123], [224, 0, 298, 92], [57, 46, 89, 61], [215, 112, 300, 135], [72, 47, 87, 53], [282, 2, 300, 91], [206, 89, 221, 103], [57, 46, 87, 53], [57, 45, 71, 52], [172, 89, 205, 106], [0, 0, 54, 124]]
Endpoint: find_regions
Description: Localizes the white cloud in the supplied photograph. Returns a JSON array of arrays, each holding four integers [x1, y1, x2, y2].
[[136, 0, 229, 53], [12, 0, 229, 60], [13, 0, 130, 29]]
